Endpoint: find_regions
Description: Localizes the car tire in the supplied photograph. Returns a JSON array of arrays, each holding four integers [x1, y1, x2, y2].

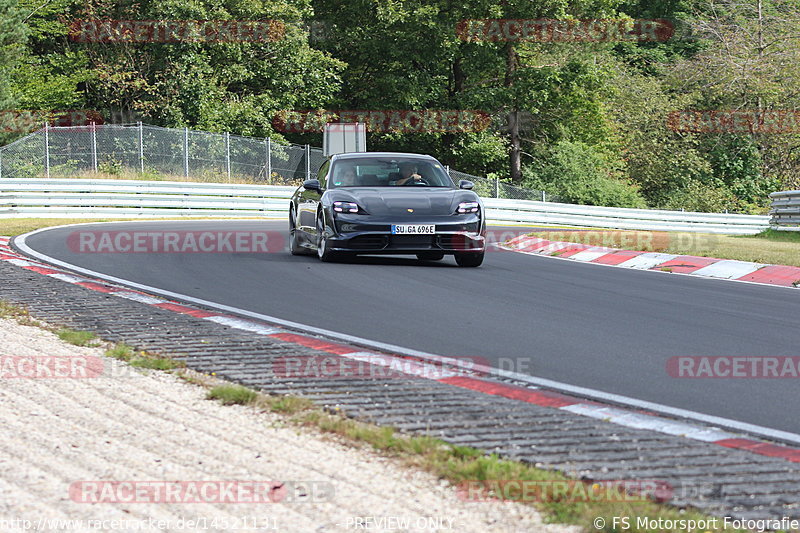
[[316, 212, 340, 262], [416, 251, 445, 261], [454, 251, 484, 267], [289, 207, 308, 256]]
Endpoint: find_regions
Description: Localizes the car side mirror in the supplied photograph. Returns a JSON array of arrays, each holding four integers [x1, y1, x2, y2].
[[303, 179, 321, 191], [459, 180, 474, 190]]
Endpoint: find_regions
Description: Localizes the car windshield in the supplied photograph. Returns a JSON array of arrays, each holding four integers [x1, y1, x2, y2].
[[329, 157, 455, 188]]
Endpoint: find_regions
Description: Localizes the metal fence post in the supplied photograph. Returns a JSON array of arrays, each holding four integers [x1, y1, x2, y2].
[[494, 177, 499, 198], [91, 122, 98, 173], [0, 149, 3, 179], [138, 121, 144, 173], [305, 144, 311, 180], [44, 122, 50, 178], [225, 132, 231, 181], [541, 191, 546, 202], [265, 138, 272, 181], [183, 127, 189, 178]]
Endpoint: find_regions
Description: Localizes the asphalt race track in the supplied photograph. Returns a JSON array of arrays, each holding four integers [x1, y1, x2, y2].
[[22, 220, 800, 435]]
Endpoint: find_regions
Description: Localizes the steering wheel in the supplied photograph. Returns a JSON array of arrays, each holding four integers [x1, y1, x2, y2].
[[405, 176, 429, 186]]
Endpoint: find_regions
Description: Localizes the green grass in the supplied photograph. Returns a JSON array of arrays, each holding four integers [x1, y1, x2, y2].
[[56, 328, 97, 346], [751, 228, 800, 243], [48, 169, 301, 187], [0, 218, 124, 237], [129, 357, 183, 370], [105, 342, 183, 370], [267, 395, 314, 414], [527, 229, 800, 267], [206, 384, 258, 406], [105, 343, 134, 361], [0, 300, 27, 318]]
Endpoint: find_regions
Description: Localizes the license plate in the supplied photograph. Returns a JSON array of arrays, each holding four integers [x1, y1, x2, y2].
[[391, 224, 435, 235]]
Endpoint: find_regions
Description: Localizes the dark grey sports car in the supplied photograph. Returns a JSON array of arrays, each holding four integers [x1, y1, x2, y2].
[[288, 152, 486, 267]]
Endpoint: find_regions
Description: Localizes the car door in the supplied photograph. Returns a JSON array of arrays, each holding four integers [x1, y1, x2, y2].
[[298, 160, 329, 234]]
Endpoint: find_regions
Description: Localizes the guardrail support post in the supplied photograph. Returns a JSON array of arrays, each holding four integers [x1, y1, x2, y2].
[[138, 121, 144, 173], [44, 122, 50, 178], [305, 144, 311, 180], [265, 138, 272, 181], [225, 132, 231, 181], [91, 121, 97, 173], [183, 127, 189, 178]]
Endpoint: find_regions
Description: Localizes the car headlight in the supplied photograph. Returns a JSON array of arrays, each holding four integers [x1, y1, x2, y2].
[[333, 201, 360, 213], [456, 201, 480, 214]]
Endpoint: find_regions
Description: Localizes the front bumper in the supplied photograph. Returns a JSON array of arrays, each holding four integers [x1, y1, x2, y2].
[[327, 214, 485, 254]]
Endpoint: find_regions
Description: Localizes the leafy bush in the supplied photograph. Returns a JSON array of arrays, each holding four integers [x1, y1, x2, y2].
[[523, 141, 646, 208], [661, 180, 739, 213], [98, 158, 123, 176]]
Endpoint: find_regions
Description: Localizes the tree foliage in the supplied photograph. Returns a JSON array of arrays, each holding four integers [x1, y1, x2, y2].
[[3, 0, 799, 210]]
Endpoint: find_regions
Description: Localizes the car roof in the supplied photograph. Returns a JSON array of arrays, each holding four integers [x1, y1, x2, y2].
[[330, 152, 438, 162]]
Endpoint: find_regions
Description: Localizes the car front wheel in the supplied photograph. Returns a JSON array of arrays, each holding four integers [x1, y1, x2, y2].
[[316, 212, 340, 262], [454, 251, 484, 267]]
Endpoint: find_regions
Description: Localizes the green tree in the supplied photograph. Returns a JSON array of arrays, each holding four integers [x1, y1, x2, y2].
[[13, 0, 91, 112], [523, 139, 646, 207], [64, 0, 345, 137], [668, 0, 800, 192], [0, 0, 29, 142]]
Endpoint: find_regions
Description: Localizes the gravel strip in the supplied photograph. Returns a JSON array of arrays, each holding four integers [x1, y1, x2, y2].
[[0, 318, 577, 532]]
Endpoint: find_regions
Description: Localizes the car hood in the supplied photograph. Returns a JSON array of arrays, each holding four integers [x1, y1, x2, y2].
[[328, 188, 478, 216]]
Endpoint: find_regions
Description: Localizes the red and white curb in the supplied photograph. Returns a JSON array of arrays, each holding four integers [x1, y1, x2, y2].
[[502, 236, 800, 288], [3, 234, 800, 464]]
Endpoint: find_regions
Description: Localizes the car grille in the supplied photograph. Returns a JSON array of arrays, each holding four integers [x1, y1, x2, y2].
[[436, 234, 476, 250], [348, 235, 388, 250], [388, 235, 435, 249]]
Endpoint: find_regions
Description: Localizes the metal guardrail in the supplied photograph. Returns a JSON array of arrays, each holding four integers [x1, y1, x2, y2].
[[485, 198, 769, 234], [0, 178, 772, 234], [0, 178, 294, 218], [769, 190, 800, 231]]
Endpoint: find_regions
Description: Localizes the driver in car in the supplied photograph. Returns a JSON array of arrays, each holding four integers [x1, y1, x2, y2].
[[335, 166, 358, 186], [395, 162, 423, 186]]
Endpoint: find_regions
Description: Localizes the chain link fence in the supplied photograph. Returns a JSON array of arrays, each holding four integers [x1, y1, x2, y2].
[[448, 168, 553, 202], [0, 123, 547, 200]]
